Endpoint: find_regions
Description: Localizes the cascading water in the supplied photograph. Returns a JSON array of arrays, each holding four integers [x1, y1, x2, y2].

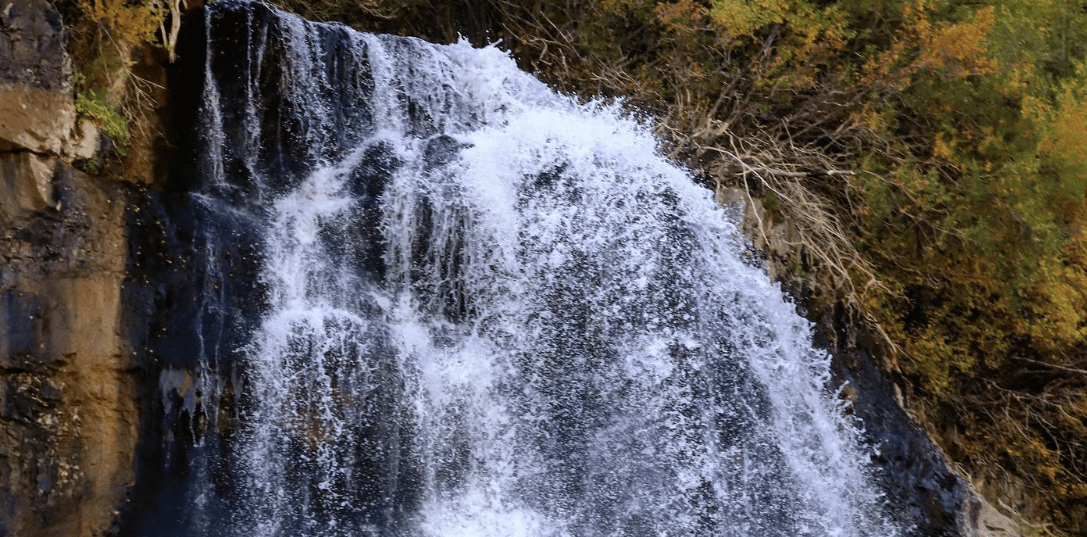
[[155, 2, 902, 535]]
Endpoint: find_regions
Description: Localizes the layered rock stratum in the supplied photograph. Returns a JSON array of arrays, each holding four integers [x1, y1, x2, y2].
[[1, 2, 136, 536]]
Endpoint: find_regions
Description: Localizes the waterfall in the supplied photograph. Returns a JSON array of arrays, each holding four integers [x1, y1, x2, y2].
[[156, 2, 901, 535]]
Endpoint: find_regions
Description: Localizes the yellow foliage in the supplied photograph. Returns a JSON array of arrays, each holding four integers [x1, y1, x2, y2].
[[903, 328, 979, 395], [918, 6, 997, 75], [655, 0, 704, 33], [1022, 277, 1087, 352], [72, 0, 173, 150], [1065, 483, 1087, 499], [861, 1, 997, 91], [932, 134, 957, 159], [707, 0, 788, 39], [1038, 464, 1061, 481], [1039, 101, 1087, 185], [701, 0, 850, 91], [79, 0, 164, 46], [851, 104, 885, 131]]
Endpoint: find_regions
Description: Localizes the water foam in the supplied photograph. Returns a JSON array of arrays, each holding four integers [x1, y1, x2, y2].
[[191, 4, 898, 536]]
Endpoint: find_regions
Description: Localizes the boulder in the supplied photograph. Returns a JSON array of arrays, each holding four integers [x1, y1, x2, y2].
[[962, 492, 1021, 537], [0, 151, 58, 218]]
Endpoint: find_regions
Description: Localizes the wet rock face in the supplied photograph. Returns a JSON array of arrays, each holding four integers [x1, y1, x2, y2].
[[113, 6, 387, 533], [823, 324, 966, 535], [818, 306, 1021, 537], [0, 0, 70, 88]]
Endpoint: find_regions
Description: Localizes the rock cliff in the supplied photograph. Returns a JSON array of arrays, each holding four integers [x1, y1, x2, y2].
[[1, 1, 138, 536]]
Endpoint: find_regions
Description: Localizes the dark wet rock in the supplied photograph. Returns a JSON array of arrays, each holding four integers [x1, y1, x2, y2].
[[423, 134, 470, 170], [818, 292, 1020, 537], [0, 0, 88, 155], [0, 0, 70, 89]]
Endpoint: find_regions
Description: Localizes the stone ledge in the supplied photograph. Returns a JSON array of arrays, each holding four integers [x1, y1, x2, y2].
[[0, 84, 77, 155]]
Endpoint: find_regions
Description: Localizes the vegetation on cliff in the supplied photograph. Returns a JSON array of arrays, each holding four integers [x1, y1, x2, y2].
[[260, 0, 1087, 533], [65, 0, 180, 160]]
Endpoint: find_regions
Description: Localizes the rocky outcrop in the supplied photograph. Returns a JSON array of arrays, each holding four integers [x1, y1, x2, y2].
[[0, 0, 96, 158], [1, 1, 139, 536], [822, 308, 1021, 537]]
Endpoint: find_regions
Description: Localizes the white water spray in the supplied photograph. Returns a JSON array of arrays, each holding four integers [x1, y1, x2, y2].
[[191, 4, 899, 536]]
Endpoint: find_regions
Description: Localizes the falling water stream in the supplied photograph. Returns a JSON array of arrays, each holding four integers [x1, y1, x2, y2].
[[157, 2, 901, 535]]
